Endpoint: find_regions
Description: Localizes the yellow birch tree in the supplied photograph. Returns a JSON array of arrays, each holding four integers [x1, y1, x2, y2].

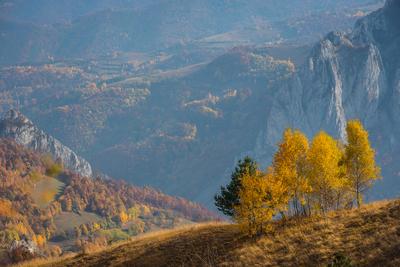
[[307, 131, 347, 214], [344, 120, 381, 207], [272, 128, 310, 216], [235, 169, 284, 236]]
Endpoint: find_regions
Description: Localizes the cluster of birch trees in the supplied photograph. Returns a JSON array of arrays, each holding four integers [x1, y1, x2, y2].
[[215, 120, 381, 236]]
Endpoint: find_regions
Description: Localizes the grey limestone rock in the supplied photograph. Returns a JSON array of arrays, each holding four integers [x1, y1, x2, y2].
[[0, 109, 93, 177]]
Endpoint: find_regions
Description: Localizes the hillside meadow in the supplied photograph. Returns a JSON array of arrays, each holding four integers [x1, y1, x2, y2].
[[15, 199, 400, 267]]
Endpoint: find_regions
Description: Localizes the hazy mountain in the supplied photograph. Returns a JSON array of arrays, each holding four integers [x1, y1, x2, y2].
[[0, 0, 156, 24], [0, 47, 296, 206], [0, 0, 382, 65], [1, 0, 380, 25], [0, 1, 397, 209]]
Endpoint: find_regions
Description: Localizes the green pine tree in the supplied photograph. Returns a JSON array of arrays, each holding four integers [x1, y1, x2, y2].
[[214, 156, 258, 217]]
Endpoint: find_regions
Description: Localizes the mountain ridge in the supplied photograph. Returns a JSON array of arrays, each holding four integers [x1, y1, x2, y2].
[[0, 110, 93, 177], [0, 0, 382, 65]]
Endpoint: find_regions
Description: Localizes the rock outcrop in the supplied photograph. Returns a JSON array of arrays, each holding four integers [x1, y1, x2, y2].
[[254, 0, 400, 199], [0, 110, 93, 177], [8, 239, 40, 263]]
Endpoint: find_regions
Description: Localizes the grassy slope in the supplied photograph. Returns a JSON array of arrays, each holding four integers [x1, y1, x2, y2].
[[31, 176, 64, 208], [25, 199, 400, 267], [53, 212, 102, 234]]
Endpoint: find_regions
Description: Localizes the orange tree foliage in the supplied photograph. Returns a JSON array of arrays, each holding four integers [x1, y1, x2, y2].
[[0, 199, 19, 218], [118, 211, 129, 225], [0, 140, 53, 242], [59, 173, 216, 222], [0, 138, 217, 254], [33, 234, 46, 248]]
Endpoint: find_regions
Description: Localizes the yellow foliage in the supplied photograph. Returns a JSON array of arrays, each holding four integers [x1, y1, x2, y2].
[[42, 154, 63, 177], [272, 128, 311, 216], [92, 222, 101, 231], [234, 121, 381, 234], [264, 167, 289, 214], [307, 131, 348, 214], [41, 191, 57, 205], [344, 120, 381, 207], [33, 234, 46, 247], [235, 170, 284, 236], [13, 222, 29, 236], [119, 211, 129, 224], [46, 163, 63, 178], [29, 170, 43, 183], [0, 198, 19, 218]]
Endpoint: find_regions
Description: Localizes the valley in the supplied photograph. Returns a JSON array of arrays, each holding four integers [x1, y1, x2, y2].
[[1, 0, 398, 208], [1, 1, 399, 265]]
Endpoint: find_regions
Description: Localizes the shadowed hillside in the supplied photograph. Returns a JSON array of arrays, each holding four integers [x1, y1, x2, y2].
[[27, 199, 400, 267]]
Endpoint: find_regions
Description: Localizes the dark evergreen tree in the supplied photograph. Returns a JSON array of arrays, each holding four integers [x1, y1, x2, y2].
[[214, 156, 258, 217]]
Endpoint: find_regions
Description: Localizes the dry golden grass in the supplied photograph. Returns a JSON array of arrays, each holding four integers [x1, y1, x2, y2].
[[29, 200, 400, 266], [11, 254, 76, 267]]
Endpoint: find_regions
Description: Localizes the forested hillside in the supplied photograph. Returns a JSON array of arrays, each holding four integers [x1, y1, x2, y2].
[[0, 1, 399, 266], [0, 139, 215, 265], [1, 1, 395, 210]]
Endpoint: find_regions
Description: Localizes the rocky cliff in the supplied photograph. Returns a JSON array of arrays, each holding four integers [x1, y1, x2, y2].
[[0, 110, 93, 177], [255, 0, 400, 199]]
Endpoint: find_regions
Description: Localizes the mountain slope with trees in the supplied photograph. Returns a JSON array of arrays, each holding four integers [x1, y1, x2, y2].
[[0, 1, 397, 211], [0, 138, 215, 265], [14, 122, 397, 267]]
